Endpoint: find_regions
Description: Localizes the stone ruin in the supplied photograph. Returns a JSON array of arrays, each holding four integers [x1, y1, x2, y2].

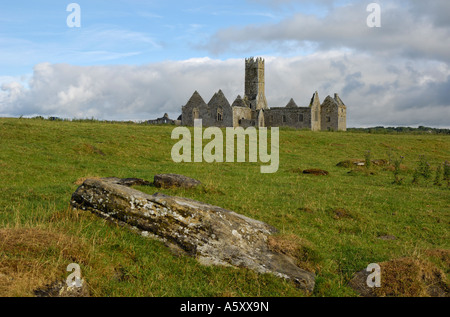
[[181, 57, 347, 131]]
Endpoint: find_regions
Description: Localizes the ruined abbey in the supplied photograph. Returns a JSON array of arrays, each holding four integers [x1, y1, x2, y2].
[[181, 57, 347, 131]]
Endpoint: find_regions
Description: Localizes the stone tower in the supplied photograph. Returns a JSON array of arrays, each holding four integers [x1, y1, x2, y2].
[[334, 93, 347, 132], [244, 57, 268, 111], [309, 91, 321, 131]]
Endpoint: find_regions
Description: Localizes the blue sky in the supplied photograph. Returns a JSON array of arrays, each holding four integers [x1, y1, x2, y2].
[[1, 0, 449, 127], [0, 0, 326, 76]]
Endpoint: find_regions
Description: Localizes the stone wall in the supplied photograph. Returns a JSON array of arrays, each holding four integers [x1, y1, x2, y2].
[[206, 90, 233, 128], [181, 91, 207, 126], [335, 94, 347, 132], [232, 106, 253, 128], [265, 107, 312, 129], [309, 92, 321, 132]]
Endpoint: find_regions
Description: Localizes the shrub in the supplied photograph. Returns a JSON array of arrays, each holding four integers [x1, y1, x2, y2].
[[434, 163, 443, 186], [418, 155, 432, 179], [444, 161, 450, 186], [393, 156, 404, 185], [365, 151, 372, 169]]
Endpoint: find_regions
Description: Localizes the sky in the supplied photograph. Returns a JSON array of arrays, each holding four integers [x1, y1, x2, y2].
[[0, 0, 449, 127]]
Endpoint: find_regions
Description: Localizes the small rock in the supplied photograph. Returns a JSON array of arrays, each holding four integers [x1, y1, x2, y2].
[[34, 281, 90, 297], [102, 177, 152, 187], [337, 159, 388, 168], [336, 160, 365, 168], [154, 174, 201, 189], [372, 159, 388, 166], [298, 207, 314, 213]]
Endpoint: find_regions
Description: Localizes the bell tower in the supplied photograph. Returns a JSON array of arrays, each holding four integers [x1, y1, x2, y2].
[[244, 57, 268, 111]]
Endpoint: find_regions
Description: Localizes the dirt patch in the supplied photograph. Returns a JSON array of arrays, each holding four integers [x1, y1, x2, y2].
[[337, 159, 365, 168], [337, 159, 388, 168], [377, 235, 397, 240], [298, 207, 314, 214], [330, 143, 346, 147], [74, 143, 106, 156], [331, 208, 353, 220], [346, 167, 376, 176], [74, 176, 102, 186], [349, 257, 449, 297], [372, 159, 388, 166], [383, 164, 409, 172], [424, 249, 450, 268], [303, 169, 329, 176], [0, 228, 89, 297], [267, 234, 321, 273]]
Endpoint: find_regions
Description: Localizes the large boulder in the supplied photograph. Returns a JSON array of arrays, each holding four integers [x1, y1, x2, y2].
[[71, 178, 315, 293]]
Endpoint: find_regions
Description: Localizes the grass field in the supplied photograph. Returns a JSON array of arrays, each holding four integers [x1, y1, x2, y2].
[[0, 117, 448, 297]]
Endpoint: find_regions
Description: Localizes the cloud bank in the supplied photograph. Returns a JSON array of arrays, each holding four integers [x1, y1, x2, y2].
[[1, 54, 448, 127]]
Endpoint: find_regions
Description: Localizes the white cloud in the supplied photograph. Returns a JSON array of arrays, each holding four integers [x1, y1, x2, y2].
[[1, 55, 449, 127], [202, 0, 450, 63]]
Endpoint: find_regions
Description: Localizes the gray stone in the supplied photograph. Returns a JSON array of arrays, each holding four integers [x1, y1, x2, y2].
[[102, 177, 152, 187], [285, 98, 298, 108], [70, 178, 316, 293], [154, 174, 201, 189], [34, 281, 90, 297]]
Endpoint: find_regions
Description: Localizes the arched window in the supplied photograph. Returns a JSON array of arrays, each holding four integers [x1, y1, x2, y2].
[[193, 108, 199, 120], [217, 107, 223, 122]]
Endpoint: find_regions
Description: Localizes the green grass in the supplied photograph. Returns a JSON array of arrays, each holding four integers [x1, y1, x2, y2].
[[0, 117, 449, 297]]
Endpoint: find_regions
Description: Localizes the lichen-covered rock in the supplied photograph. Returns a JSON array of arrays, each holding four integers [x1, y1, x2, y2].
[[154, 174, 201, 189], [71, 178, 315, 293]]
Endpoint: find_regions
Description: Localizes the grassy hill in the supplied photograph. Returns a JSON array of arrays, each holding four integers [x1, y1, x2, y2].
[[0, 117, 448, 297]]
